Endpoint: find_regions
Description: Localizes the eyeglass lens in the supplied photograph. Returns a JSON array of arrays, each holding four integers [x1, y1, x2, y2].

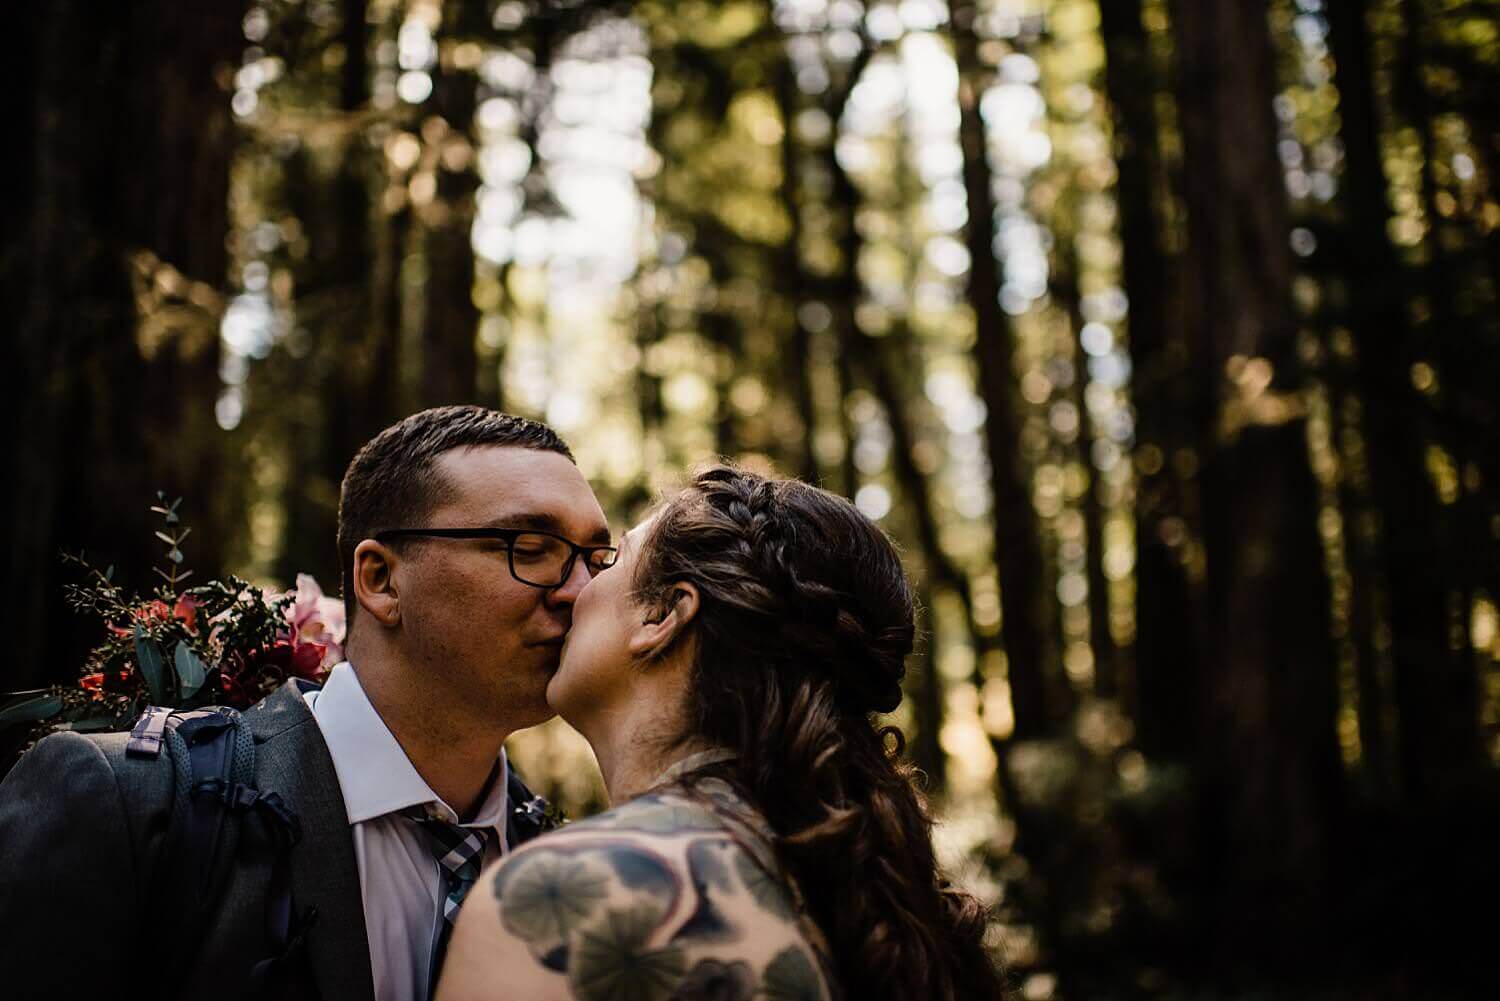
[[508, 532, 614, 586]]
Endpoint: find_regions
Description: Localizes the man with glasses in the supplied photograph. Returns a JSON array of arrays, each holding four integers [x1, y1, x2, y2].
[[0, 406, 613, 1001]]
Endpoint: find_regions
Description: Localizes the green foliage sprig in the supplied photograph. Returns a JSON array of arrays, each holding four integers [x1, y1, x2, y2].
[[150, 492, 193, 590], [1, 496, 343, 745]]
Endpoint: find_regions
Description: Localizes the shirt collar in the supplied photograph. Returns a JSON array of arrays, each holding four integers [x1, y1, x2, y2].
[[307, 661, 509, 829]]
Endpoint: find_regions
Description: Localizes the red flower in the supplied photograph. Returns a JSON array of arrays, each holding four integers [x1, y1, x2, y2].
[[108, 596, 202, 639], [138, 600, 172, 625], [219, 669, 247, 708], [173, 595, 203, 634], [289, 641, 327, 681], [247, 637, 330, 685], [79, 669, 132, 699]]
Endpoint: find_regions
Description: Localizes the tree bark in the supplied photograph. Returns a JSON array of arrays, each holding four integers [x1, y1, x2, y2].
[[949, 0, 1057, 738], [1052, 249, 1119, 698], [1097, 0, 1197, 754], [280, 0, 383, 586], [1398, 0, 1483, 794], [418, 3, 483, 407], [1170, 0, 1342, 969], [1323, 0, 1462, 803], [6, 0, 243, 686], [322, 0, 389, 483], [774, 55, 821, 483]]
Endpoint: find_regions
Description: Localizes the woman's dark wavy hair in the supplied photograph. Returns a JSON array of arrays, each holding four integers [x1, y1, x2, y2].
[[632, 464, 1004, 1001]]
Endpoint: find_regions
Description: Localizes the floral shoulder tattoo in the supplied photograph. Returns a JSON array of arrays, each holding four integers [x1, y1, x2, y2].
[[488, 790, 832, 1001]]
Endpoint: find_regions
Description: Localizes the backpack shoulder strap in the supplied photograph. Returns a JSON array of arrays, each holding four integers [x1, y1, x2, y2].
[[126, 705, 310, 995], [162, 708, 258, 911]]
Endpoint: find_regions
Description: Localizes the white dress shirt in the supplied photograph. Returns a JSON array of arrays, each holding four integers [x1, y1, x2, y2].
[[303, 662, 509, 1001]]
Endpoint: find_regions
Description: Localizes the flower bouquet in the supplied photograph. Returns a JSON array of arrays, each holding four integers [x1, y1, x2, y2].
[[0, 495, 345, 741]]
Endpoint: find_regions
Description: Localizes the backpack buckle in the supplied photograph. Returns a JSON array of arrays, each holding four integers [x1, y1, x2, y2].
[[125, 707, 174, 758], [228, 784, 260, 811], [192, 779, 303, 847]]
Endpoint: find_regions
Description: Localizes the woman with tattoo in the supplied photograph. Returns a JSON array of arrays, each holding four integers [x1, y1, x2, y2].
[[438, 465, 1005, 1001]]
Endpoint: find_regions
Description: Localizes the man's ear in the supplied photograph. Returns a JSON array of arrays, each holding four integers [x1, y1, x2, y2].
[[628, 582, 700, 661], [352, 539, 402, 628]]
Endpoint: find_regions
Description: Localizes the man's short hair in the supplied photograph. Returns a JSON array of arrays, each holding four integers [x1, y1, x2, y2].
[[337, 405, 575, 626]]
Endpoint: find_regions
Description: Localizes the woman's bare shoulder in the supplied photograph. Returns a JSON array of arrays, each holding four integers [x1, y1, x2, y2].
[[437, 791, 834, 1001]]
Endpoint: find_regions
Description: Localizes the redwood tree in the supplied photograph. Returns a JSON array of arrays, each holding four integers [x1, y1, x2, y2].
[[1170, 0, 1342, 970], [5, 0, 245, 687]]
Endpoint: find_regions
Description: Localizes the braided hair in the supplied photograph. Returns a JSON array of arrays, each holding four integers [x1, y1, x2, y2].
[[632, 465, 1004, 1001]]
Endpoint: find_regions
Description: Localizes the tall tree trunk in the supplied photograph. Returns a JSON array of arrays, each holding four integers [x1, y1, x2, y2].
[[6, 0, 243, 687], [949, 0, 1056, 738], [872, 325, 987, 797], [1397, 0, 1483, 793], [370, 199, 412, 430], [911, 581, 947, 791], [774, 55, 820, 483], [816, 32, 879, 504], [418, 4, 483, 407], [1052, 248, 1118, 697], [322, 0, 387, 487], [276, 147, 345, 588], [705, 307, 739, 457], [280, 0, 382, 587], [1324, 0, 1464, 804], [1170, 0, 1342, 969], [1098, 0, 1197, 754]]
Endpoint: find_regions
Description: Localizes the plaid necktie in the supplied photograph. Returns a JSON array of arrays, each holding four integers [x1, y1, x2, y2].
[[404, 808, 492, 995]]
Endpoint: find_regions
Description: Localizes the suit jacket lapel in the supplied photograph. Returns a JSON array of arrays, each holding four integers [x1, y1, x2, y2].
[[247, 681, 374, 1001]]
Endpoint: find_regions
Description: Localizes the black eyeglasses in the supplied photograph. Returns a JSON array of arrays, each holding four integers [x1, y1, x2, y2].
[[373, 527, 618, 589]]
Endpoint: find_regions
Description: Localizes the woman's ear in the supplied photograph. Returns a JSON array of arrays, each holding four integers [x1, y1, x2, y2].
[[352, 539, 402, 628], [628, 582, 700, 660]]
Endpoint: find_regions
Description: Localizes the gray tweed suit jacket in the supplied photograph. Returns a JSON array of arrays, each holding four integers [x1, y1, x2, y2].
[[0, 680, 374, 1001]]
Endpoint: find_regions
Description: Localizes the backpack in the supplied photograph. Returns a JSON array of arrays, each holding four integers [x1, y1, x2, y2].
[[126, 705, 310, 991], [124, 702, 557, 992]]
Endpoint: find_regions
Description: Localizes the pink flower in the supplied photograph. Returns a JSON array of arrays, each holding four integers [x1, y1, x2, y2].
[[284, 574, 345, 671]]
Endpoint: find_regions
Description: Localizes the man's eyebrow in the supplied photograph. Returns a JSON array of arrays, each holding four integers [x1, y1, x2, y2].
[[484, 513, 562, 531], [485, 513, 613, 545]]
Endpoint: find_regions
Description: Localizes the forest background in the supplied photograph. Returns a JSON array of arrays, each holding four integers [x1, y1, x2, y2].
[[4, 0, 1499, 997]]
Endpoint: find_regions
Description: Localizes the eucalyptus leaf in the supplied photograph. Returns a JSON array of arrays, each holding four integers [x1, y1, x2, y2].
[[1, 689, 50, 710], [134, 623, 169, 704], [0, 695, 64, 730], [173, 644, 209, 699]]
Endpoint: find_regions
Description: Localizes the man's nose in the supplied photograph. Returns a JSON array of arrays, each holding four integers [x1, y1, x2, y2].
[[545, 553, 593, 606]]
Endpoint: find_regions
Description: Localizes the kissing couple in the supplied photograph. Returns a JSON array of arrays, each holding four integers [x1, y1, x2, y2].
[[0, 406, 1003, 1001]]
